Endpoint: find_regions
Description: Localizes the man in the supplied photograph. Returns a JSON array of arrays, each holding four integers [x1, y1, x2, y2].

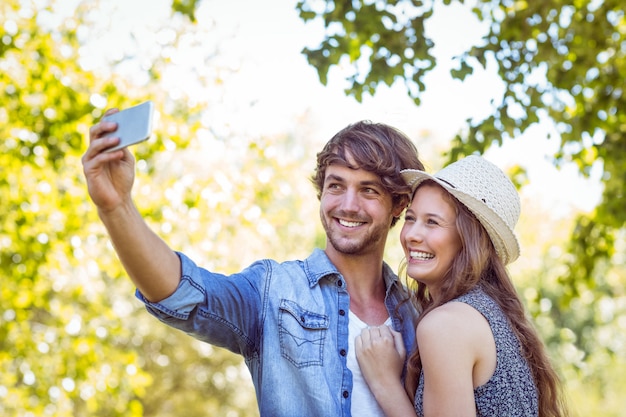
[[82, 112, 424, 416]]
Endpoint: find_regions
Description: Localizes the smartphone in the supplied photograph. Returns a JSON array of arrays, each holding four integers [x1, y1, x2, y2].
[[103, 101, 154, 152]]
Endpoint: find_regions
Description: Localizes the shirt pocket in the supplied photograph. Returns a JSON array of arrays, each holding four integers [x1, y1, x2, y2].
[[278, 299, 329, 368]]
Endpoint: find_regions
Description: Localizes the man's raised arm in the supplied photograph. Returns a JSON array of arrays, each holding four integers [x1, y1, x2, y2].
[[82, 109, 180, 302]]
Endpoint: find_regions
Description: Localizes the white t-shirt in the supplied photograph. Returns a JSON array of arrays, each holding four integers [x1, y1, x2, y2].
[[347, 311, 392, 416]]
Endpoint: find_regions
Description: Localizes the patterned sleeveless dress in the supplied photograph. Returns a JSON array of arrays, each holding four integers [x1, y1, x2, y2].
[[414, 287, 539, 416]]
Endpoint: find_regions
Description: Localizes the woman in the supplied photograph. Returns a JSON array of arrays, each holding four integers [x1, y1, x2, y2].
[[355, 155, 568, 417]]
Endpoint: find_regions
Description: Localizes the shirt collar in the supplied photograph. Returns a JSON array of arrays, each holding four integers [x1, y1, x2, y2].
[[303, 248, 339, 287], [303, 248, 399, 290]]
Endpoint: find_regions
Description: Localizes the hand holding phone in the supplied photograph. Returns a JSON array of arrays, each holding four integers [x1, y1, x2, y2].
[[103, 101, 154, 152]]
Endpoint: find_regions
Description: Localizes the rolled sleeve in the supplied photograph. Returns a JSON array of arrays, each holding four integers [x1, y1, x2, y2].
[[135, 252, 206, 320], [133, 251, 264, 356]]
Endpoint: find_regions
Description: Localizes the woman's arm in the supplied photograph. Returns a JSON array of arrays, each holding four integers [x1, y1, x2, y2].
[[418, 303, 483, 417]]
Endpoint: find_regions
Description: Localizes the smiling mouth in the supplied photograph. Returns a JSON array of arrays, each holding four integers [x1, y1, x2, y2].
[[338, 219, 365, 228], [409, 251, 434, 260]]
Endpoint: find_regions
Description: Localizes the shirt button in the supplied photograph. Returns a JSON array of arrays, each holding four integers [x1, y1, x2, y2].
[[339, 309, 345, 316], [337, 280, 343, 287], [340, 349, 347, 356], [343, 391, 349, 398]]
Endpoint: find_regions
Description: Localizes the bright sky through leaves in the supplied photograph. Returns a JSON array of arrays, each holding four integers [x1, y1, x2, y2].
[[70, 0, 601, 215]]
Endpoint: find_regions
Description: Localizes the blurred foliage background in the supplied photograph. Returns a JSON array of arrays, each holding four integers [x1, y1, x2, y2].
[[1, 0, 624, 416]]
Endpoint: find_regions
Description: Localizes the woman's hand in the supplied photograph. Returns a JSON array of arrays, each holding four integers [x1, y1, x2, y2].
[[356, 325, 406, 395], [356, 325, 416, 417]]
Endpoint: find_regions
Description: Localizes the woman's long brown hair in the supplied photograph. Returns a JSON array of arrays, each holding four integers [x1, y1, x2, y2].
[[403, 181, 568, 417]]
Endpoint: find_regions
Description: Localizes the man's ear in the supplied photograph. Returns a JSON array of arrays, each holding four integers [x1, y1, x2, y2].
[[392, 195, 410, 218]]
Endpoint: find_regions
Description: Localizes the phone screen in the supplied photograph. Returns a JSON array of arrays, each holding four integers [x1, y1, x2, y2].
[[103, 101, 154, 152]]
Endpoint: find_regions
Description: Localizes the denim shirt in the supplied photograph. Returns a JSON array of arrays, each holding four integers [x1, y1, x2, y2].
[[136, 248, 418, 417]]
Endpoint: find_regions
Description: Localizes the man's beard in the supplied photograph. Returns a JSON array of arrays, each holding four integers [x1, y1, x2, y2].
[[321, 212, 387, 255]]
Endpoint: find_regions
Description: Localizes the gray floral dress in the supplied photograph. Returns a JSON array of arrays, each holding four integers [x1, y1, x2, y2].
[[414, 287, 539, 416]]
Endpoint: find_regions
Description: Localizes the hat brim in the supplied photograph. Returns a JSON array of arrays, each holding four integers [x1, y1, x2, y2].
[[401, 170, 520, 264]]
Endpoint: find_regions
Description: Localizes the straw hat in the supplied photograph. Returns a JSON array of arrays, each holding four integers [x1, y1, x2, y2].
[[400, 155, 520, 264]]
